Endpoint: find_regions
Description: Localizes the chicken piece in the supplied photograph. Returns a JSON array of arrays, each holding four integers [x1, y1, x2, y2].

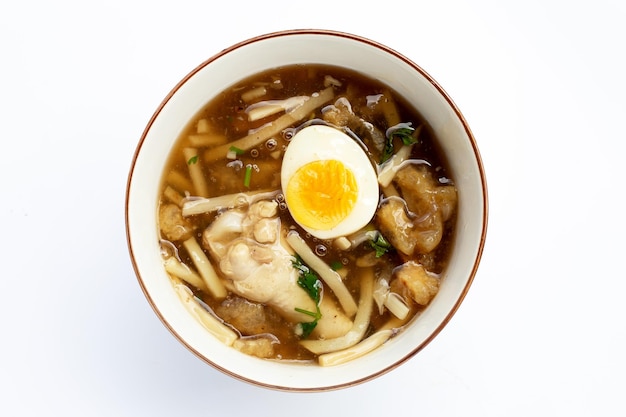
[[202, 209, 245, 258], [242, 200, 279, 243], [219, 238, 306, 315], [253, 218, 277, 243], [159, 203, 195, 241], [394, 261, 440, 306], [202, 199, 352, 339], [249, 199, 278, 218]]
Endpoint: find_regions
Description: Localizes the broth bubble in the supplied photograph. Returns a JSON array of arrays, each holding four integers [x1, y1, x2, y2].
[[283, 128, 296, 141], [227, 160, 244, 170], [159, 239, 178, 258], [315, 244, 328, 257], [265, 138, 278, 150]]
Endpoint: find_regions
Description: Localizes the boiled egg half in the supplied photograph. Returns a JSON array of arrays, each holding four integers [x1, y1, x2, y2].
[[281, 124, 379, 240]]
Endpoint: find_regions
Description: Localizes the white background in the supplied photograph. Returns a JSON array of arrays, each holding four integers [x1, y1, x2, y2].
[[1, 0, 624, 415]]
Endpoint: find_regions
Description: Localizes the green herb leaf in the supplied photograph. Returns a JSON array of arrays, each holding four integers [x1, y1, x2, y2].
[[369, 232, 393, 258], [381, 137, 395, 164], [295, 307, 321, 338], [381, 123, 417, 163], [187, 155, 199, 165], [292, 255, 323, 338], [330, 260, 343, 271], [293, 255, 321, 304], [298, 321, 318, 339], [295, 307, 322, 319], [298, 273, 322, 304], [392, 127, 418, 146]]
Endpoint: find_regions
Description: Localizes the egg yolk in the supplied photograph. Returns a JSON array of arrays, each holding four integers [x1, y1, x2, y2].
[[286, 159, 358, 231]]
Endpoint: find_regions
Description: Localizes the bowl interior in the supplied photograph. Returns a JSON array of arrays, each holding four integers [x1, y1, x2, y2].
[[126, 30, 487, 391]]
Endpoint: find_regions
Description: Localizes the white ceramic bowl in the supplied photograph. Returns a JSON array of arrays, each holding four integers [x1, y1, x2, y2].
[[126, 29, 488, 391]]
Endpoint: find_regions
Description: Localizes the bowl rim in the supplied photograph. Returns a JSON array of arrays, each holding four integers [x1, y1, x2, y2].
[[125, 28, 489, 392]]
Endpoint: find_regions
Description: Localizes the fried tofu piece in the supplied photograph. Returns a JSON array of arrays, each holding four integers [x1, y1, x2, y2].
[[233, 337, 276, 359], [376, 198, 417, 256], [215, 296, 280, 335], [394, 261, 440, 306], [322, 97, 386, 153], [395, 164, 457, 223], [159, 203, 195, 241], [376, 164, 457, 256]]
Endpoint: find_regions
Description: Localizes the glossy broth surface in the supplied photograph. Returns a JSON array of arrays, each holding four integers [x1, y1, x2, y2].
[[157, 64, 457, 364]]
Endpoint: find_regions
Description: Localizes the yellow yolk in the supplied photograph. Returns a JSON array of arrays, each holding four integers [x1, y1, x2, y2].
[[285, 159, 358, 230]]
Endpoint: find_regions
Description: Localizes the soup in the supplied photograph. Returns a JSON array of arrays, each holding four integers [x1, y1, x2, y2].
[[157, 64, 457, 365]]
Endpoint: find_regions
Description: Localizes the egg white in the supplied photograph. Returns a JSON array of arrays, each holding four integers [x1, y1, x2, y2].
[[281, 124, 379, 239]]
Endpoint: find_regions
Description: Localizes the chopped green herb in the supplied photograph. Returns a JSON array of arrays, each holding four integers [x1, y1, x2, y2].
[[392, 127, 419, 146], [295, 307, 321, 318], [292, 255, 323, 338], [330, 260, 343, 271], [187, 155, 199, 165], [295, 306, 321, 338], [381, 140, 394, 164], [229, 145, 244, 155], [381, 123, 418, 163], [369, 232, 393, 258], [243, 164, 252, 188], [292, 255, 321, 303], [297, 321, 319, 339]]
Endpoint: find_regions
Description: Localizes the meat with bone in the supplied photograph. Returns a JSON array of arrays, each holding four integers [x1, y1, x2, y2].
[[202, 200, 352, 339]]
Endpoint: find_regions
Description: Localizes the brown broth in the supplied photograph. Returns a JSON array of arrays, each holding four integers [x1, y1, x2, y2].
[[158, 64, 457, 363]]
